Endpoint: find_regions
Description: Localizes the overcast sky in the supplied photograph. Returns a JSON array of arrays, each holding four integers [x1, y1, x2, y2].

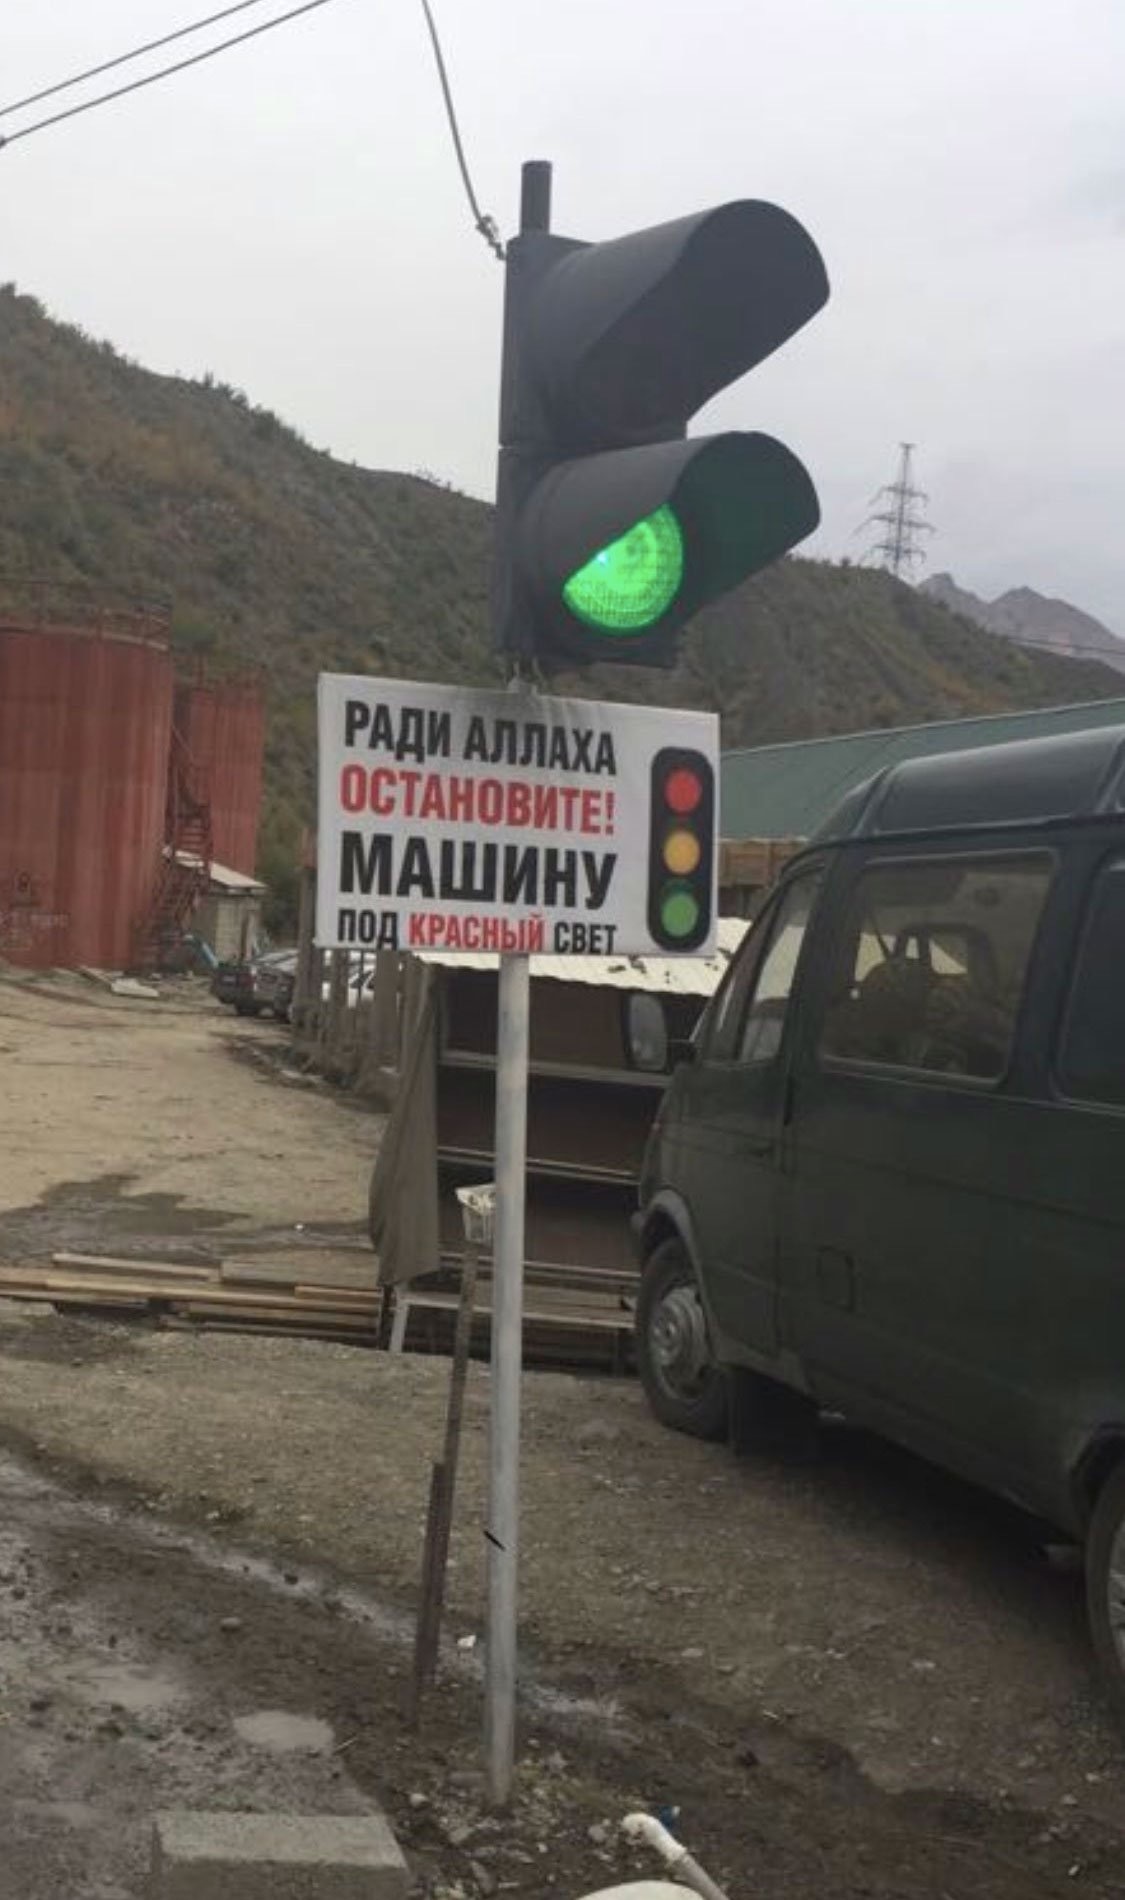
[[4, 0, 1124, 634]]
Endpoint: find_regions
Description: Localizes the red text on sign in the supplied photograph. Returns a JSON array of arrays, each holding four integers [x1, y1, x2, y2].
[[338, 767, 615, 836]]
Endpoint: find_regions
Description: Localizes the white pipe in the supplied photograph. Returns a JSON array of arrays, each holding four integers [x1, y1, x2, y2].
[[622, 1815, 731, 1900], [485, 950, 530, 1806]]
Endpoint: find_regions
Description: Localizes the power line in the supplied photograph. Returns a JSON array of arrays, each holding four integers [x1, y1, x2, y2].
[[0, 0, 280, 123], [930, 603, 1125, 664], [417, 0, 504, 261], [1003, 633, 1125, 664], [0, 0, 335, 152]]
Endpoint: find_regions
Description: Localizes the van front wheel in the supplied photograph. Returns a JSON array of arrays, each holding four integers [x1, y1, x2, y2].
[[1086, 1461, 1125, 1725], [636, 1239, 728, 1441]]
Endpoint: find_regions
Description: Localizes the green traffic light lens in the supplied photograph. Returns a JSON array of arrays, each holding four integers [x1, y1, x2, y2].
[[562, 505, 684, 634], [660, 884, 701, 941]]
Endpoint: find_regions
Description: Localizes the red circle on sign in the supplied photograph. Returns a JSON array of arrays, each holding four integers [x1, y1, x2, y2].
[[665, 766, 703, 815]]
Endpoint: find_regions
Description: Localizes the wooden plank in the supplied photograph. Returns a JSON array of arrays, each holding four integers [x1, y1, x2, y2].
[[0, 1272, 169, 1300], [219, 1267, 376, 1300], [178, 1289, 375, 1319], [440, 1050, 666, 1092], [0, 1284, 149, 1312], [439, 1145, 636, 1186], [421, 1275, 628, 1316], [293, 1283, 375, 1305], [218, 1269, 300, 1294], [183, 1298, 374, 1328], [52, 1252, 216, 1282], [398, 1287, 631, 1334], [437, 1254, 634, 1293], [165, 1318, 374, 1344], [216, 1277, 377, 1307], [0, 1272, 377, 1320]]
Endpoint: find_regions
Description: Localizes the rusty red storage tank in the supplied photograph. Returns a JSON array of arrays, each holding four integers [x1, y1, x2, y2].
[[0, 610, 173, 970], [173, 674, 265, 877]]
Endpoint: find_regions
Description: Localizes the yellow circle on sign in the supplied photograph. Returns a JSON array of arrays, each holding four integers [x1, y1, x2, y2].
[[663, 828, 701, 876]]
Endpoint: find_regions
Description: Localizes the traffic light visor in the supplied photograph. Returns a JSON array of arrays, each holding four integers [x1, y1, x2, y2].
[[526, 201, 830, 448]]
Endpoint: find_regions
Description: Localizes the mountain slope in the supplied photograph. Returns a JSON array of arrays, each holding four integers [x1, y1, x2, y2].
[[1, 284, 1121, 880], [923, 572, 1125, 677]]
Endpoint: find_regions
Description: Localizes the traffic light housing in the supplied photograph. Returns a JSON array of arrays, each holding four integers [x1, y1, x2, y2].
[[494, 196, 829, 671], [647, 746, 715, 952]]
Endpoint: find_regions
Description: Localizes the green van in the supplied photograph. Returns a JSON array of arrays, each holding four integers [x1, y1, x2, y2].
[[633, 725, 1125, 1712]]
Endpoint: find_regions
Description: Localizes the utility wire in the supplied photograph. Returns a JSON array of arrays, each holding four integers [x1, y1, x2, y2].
[[1005, 634, 1125, 664], [0, 0, 334, 151], [417, 0, 504, 261], [0, 0, 280, 123], [934, 609, 1125, 664]]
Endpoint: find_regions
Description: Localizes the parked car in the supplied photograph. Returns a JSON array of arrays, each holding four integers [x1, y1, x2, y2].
[[633, 725, 1125, 1716], [211, 949, 297, 1020], [210, 960, 246, 1008], [250, 950, 297, 1021]]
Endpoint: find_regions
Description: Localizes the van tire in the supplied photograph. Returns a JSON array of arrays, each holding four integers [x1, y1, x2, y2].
[[636, 1238, 728, 1441], [1086, 1460, 1125, 1725]]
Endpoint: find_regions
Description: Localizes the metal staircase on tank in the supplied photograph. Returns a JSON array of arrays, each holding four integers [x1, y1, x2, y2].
[[132, 726, 214, 971]]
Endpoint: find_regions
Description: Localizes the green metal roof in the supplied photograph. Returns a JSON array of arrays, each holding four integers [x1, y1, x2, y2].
[[720, 698, 1125, 840]]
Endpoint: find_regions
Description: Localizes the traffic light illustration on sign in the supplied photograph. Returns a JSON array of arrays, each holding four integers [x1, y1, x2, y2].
[[647, 747, 715, 952], [494, 196, 830, 670]]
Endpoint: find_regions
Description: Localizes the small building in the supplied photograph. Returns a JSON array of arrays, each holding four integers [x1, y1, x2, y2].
[[182, 856, 266, 962]]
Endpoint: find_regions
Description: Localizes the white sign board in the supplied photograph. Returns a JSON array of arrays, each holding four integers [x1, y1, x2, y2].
[[316, 675, 719, 958]]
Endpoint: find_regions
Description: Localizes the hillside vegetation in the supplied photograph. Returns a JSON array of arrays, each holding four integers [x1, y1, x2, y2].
[[1, 283, 1119, 882]]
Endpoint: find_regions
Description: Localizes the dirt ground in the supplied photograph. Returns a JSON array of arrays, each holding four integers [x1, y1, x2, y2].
[[2, 969, 1125, 1899]]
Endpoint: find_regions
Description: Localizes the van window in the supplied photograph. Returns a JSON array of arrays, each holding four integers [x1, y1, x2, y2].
[[706, 873, 821, 1064], [820, 855, 1052, 1080], [1058, 860, 1125, 1108]]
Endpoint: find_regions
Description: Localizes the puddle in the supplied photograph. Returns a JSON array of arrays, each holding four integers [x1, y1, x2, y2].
[[75, 1661, 185, 1713], [0, 1451, 621, 1730], [0, 1172, 238, 1265], [233, 1709, 335, 1753]]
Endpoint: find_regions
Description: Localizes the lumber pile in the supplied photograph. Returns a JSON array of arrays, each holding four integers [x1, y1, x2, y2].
[[0, 1251, 636, 1368], [0, 1252, 380, 1343]]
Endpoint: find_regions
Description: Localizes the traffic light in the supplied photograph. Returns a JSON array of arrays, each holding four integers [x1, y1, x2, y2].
[[494, 192, 829, 671], [647, 747, 715, 952]]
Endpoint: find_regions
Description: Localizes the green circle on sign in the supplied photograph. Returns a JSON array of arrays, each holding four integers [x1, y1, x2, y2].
[[562, 505, 685, 634], [660, 885, 701, 940]]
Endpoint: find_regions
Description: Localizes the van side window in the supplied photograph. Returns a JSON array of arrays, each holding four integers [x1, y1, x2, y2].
[[819, 855, 1052, 1080], [1058, 860, 1125, 1108], [703, 940, 759, 1061], [738, 876, 821, 1065], [705, 874, 820, 1064]]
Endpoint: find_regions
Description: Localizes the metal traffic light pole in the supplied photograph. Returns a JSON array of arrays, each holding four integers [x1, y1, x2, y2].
[[483, 164, 828, 1802], [485, 157, 551, 1810]]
